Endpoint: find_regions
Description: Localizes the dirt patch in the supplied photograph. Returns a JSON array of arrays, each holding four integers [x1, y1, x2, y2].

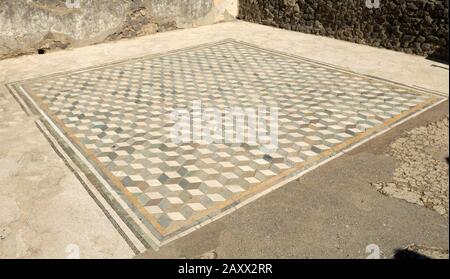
[[372, 116, 449, 216]]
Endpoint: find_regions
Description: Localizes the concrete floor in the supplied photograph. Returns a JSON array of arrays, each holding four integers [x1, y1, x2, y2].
[[0, 20, 448, 259]]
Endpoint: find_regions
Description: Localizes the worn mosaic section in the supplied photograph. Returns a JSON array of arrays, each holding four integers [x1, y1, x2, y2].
[[10, 40, 439, 246]]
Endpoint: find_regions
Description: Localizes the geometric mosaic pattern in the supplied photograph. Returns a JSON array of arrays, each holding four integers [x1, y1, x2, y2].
[[8, 40, 440, 250]]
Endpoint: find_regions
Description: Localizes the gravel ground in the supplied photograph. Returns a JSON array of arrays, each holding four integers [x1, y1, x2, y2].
[[372, 116, 449, 217]]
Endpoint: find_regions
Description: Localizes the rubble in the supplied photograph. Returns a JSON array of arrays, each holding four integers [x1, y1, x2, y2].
[[373, 116, 449, 217]]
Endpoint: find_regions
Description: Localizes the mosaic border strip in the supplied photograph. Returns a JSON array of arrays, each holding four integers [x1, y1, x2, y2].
[[6, 39, 445, 252]]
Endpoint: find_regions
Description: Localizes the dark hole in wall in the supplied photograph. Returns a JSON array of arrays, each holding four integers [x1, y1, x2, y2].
[[37, 49, 46, 55]]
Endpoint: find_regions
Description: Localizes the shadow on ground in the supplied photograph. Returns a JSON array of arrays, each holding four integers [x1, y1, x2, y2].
[[426, 46, 449, 65], [393, 249, 431, 259]]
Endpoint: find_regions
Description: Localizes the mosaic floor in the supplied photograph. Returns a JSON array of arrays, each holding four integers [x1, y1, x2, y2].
[[7, 39, 441, 250]]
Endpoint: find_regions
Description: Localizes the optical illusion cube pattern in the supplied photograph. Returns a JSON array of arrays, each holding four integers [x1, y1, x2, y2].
[[9, 40, 440, 248]]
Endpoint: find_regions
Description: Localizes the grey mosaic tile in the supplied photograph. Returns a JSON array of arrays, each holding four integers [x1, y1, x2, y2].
[[8, 40, 440, 248]]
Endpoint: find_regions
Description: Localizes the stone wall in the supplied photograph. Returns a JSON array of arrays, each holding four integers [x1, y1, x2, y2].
[[0, 0, 238, 60], [239, 0, 449, 61]]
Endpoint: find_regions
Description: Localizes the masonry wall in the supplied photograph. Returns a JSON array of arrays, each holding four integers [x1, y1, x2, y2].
[[239, 0, 449, 61], [0, 0, 238, 60]]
